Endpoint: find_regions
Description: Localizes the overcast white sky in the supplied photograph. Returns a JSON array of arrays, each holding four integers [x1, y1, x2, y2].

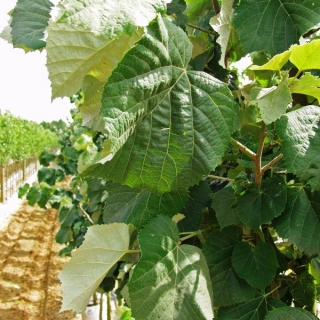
[[0, 0, 73, 123]]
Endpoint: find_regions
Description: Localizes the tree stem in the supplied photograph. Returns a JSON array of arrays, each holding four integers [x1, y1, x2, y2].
[[126, 249, 141, 254], [186, 23, 216, 36], [79, 205, 94, 225], [180, 228, 210, 242], [254, 123, 266, 186], [261, 154, 284, 174], [206, 174, 234, 182], [212, 0, 220, 15]]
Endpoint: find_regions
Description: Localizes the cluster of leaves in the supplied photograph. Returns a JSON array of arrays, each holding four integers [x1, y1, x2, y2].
[[5, 0, 320, 319], [0, 110, 59, 165], [19, 104, 108, 256]]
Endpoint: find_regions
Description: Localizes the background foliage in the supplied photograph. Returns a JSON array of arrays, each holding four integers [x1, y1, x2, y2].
[[0, 111, 59, 165], [4, 0, 320, 319]]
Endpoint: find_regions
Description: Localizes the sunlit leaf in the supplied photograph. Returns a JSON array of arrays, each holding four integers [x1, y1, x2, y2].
[[128, 215, 214, 319], [250, 51, 291, 71], [59, 224, 131, 312], [289, 72, 320, 103], [250, 73, 292, 124], [289, 40, 320, 71], [46, 23, 142, 99], [210, 0, 234, 68], [56, 0, 168, 36]]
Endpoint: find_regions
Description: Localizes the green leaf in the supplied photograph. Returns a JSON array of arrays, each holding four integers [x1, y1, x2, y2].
[[289, 72, 320, 103], [211, 186, 240, 228], [39, 150, 56, 166], [265, 307, 318, 320], [218, 292, 286, 320], [59, 223, 131, 312], [203, 226, 256, 307], [237, 177, 287, 230], [56, 227, 71, 244], [250, 51, 291, 71], [178, 181, 211, 232], [250, 73, 292, 124], [84, 16, 237, 193], [37, 167, 57, 186], [232, 242, 279, 290], [276, 105, 320, 190], [103, 183, 188, 230], [233, 0, 320, 56], [290, 271, 316, 308], [18, 183, 30, 198], [59, 204, 80, 227], [10, 0, 53, 50], [184, 0, 212, 24], [273, 187, 320, 256], [289, 40, 320, 71], [128, 215, 214, 319], [310, 257, 320, 281], [26, 185, 41, 206], [209, 0, 234, 68]]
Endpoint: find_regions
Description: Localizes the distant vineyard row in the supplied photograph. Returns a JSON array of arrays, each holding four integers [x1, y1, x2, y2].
[[0, 111, 60, 165]]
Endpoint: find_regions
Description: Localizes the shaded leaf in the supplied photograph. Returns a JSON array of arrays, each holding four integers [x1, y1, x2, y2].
[[10, 0, 53, 50], [265, 306, 318, 320], [103, 183, 188, 230], [250, 73, 292, 124], [232, 242, 279, 290], [276, 105, 320, 190], [84, 16, 237, 193], [233, 0, 320, 56], [237, 177, 287, 230], [218, 292, 286, 320], [290, 271, 316, 308], [128, 215, 214, 319], [178, 181, 211, 232], [59, 224, 131, 312], [203, 226, 256, 307], [290, 40, 320, 71], [211, 186, 240, 228], [289, 72, 320, 103], [273, 187, 320, 256]]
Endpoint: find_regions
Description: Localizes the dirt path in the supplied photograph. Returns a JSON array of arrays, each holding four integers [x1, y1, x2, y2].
[[0, 202, 76, 320]]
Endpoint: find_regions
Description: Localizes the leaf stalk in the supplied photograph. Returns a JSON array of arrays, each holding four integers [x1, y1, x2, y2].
[[230, 137, 256, 161]]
